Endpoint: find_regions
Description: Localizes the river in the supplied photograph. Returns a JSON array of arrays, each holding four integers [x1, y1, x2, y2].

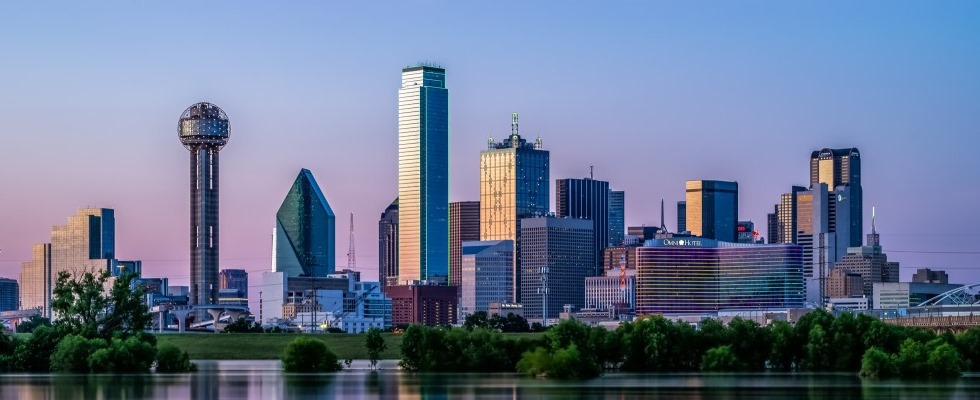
[[0, 360, 976, 399]]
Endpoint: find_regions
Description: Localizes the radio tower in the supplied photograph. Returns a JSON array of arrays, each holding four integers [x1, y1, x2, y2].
[[347, 212, 356, 269]]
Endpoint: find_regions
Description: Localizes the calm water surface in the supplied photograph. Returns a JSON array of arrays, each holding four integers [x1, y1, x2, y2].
[[0, 360, 976, 399]]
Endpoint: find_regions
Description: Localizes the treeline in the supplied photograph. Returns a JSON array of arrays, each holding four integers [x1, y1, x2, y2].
[[0, 271, 195, 373], [401, 310, 980, 379]]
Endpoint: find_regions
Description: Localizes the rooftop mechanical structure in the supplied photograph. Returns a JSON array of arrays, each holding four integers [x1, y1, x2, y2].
[[179, 102, 230, 310]]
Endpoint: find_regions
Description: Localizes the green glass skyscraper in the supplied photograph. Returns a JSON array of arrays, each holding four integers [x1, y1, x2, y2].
[[398, 65, 449, 284], [273, 169, 336, 277]]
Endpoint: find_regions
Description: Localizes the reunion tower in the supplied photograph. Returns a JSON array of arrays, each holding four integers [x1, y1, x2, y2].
[[178, 102, 230, 309]]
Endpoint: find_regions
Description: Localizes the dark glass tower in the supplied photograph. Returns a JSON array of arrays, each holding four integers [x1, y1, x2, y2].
[[378, 198, 399, 287], [607, 190, 624, 246], [274, 169, 336, 278], [556, 177, 610, 276], [685, 180, 738, 242], [178, 102, 230, 307], [449, 201, 480, 289]]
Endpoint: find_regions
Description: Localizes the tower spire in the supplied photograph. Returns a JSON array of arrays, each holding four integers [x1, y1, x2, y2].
[[347, 212, 356, 269], [660, 199, 666, 231], [872, 206, 877, 235], [511, 112, 519, 138]]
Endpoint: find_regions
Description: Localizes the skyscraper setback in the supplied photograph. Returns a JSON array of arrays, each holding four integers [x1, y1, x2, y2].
[[398, 65, 449, 284], [480, 113, 549, 302], [178, 102, 230, 308]]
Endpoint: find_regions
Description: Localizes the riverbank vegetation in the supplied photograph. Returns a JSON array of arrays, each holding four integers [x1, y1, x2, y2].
[[401, 311, 980, 379], [0, 271, 196, 373]]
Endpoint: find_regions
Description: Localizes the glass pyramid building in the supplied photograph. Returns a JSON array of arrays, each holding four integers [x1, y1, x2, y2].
[[273, 169, 335, 277]]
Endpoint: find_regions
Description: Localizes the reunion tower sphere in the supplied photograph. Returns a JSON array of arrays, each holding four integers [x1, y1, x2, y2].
[[178, 102, 230, 310]]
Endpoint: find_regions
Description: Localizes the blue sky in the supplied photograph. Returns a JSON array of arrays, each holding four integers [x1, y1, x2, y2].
[[1, 2, 979, 298]]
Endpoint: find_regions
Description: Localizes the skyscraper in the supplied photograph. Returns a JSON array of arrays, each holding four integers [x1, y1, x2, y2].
[[810, 148, 862, 247], [398, 65, 449, 284], [460, 240, 514, 316], [0, 278, 18, 312], [449, 201, 480, 289], [608, 190, 625, 247], [768, 186, 807, 244], [178, 102, 230, 307], [676, 201, 687, 233], [834, 218, 899, 300], [557, 177, 610, 276], [20, 208, 133, 317], [520, 216, 594, 321], [273, 168, 336, 278], [378, 198, 399, 287], [685, 180, 738, 242], [219, 269, 248, 298], [480, 113, 549, 302]]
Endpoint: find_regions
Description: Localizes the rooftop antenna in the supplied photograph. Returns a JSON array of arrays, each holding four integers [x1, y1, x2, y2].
[[511, 112, 519, 137], [590, 165, 594, 179], [660, 199, 666, 231], [347, 213, 356, 269], [871, 206, 876, 235]]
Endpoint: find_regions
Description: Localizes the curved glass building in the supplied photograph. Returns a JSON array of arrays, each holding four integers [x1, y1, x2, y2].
[[178, 102, 230, 307], [635, 238, 804, 315]]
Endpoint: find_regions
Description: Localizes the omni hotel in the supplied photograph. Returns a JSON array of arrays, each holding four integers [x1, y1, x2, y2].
[[635, 238, 805, 315]]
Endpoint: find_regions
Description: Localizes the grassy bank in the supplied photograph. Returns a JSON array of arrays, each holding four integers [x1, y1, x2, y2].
[[155, 333, 404, 360]]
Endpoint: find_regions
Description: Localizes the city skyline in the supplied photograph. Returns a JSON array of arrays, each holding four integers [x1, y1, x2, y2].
[[1, 2, 979, 303]]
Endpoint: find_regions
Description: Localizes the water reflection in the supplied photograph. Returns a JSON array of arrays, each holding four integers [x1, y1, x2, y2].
[[0, 361, 973, 400]]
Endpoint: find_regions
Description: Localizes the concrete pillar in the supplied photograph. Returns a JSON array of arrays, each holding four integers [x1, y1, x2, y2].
[[226, 310, 244, 322], [207, 308, 224, 333], [172, 309, 194, 333]]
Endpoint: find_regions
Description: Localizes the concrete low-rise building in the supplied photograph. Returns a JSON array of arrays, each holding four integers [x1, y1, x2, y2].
[[873, 282, 963, 310]]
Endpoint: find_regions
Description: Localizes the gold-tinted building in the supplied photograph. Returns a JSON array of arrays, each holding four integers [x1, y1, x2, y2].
[[479, 113, 548, 303], [685, 180, 738, 242]]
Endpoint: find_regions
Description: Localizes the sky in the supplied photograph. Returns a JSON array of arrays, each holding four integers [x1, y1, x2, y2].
[[1, 2, 979, 307]]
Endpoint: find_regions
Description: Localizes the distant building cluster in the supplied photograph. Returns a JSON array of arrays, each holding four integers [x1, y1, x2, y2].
[[4, 64, 964, 334]]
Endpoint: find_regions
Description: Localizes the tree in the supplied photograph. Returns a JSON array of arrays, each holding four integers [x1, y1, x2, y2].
[[895, 338, 928, 378], [365, 328, 387, 369], [50, 270, 150, 341], [50, 334, 105, 373], [223, 317, 264, 333], [88, 335, 157, 373], [927, 343, 965, 378], [859, 347, 897, 378], [727, 318, 770, 371], [702, 345, 742, 372], [769, 320, 796, 371], [281, 337, 342, 372], [155, 343, 197, 372], [0, 329, 18, 372], [464, 312, 490, 330], [14, 325, 63, 372], [802, 325, 831, 371], [15, 316, 51, 334]]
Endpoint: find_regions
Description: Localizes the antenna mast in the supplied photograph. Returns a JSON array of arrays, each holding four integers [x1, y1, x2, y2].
[[347, 212, 356, 269]]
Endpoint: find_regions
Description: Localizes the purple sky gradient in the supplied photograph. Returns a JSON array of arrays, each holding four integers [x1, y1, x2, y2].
[[1, 2, 979, 307]]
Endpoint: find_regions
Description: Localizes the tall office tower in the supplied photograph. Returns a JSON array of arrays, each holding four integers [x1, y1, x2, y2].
[[810, 148, 862, 247], [0, 278, 18, 311], [520, 216, 594, 321], [219, 269, 248, 297], [460, 240, 514, 316], [273, 169, 336, 278], [378, 198, 399, 287], [795, 183, 852, 305], [480, 113, 549, 302], [449, 201, 480, 288], [19, 243, 50, 314], [769, 186, 808, 244], [556, 177, 610, 276], [21, 208, 127, 317], [685, 180, 738, 242], [676, 201, 687, 233], [608, 190, 625, 246], [398, 65, 449, 284], [766, 208, 778, 244], [179, 102, 230, 307]]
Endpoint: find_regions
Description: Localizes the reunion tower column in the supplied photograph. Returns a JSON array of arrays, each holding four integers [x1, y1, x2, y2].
[[178, 102, 230, 311]]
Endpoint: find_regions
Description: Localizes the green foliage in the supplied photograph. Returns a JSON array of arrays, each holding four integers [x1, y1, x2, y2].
[[14, 325, 64, 372], [88, 336, 157, 373], [399, 324, 542, 372], [281, 337, 342, 372], [0, 329, 19, 372], [802, 325, 831, 371], [50, 334, 106, 373], [16, 316, 51, 334], [517, 344, 598, 379], [768, 320, 796, 371], [50, 271, 150, 341], [895, 338, 929, 377], [727, 318, 770, 371], [956, 327, 980, 371], [859, 347, 897, 378], [463, 311, 531, 333], [365, 328, 387, 369], [702, 345, 742, 372], [927, 343, 965, 378], [155, 343, 197, 373], [223, 317, 264, 333], [463, 311, 489, 331]]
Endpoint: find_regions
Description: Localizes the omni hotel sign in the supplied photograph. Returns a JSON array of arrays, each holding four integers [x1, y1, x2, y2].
[[662, 238, 704, 247]]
